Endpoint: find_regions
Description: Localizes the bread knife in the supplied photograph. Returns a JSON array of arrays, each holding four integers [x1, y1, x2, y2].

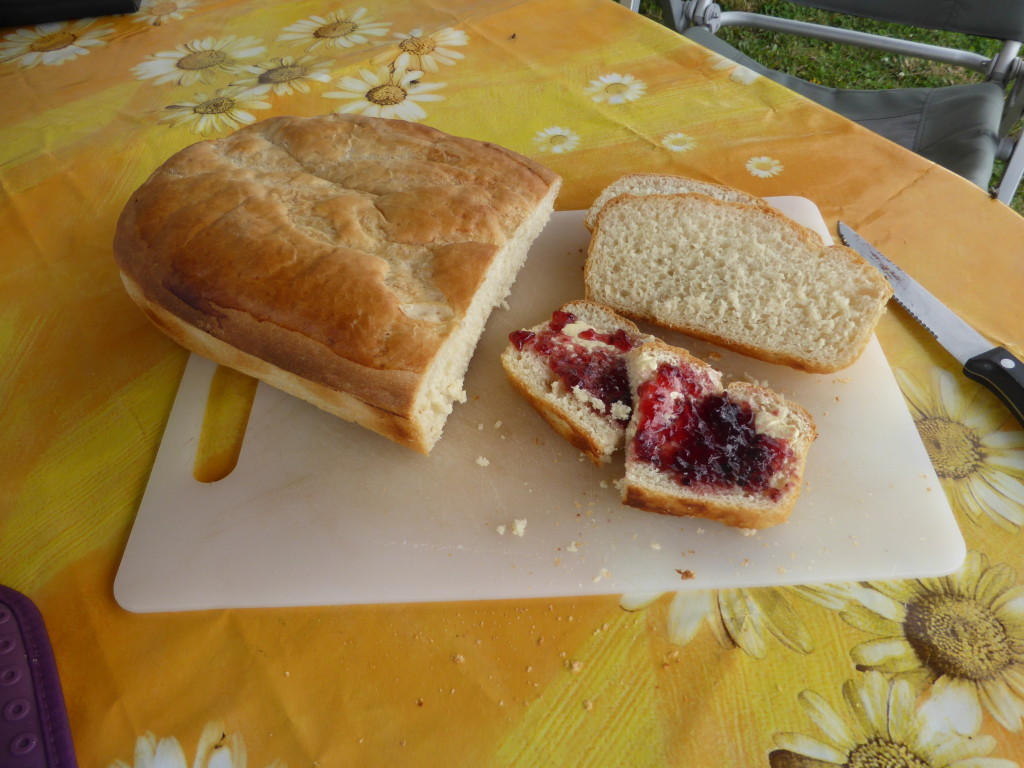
[[839, 222, 1024, 428]]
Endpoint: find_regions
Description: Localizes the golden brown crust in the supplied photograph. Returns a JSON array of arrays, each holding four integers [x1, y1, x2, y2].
[[114, 114, 561, 451], [623, 482, 796, 529], [501, 365, 608, 464]]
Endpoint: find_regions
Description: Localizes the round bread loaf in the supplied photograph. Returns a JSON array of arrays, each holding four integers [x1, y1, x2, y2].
[[115, 114, 561, 453]]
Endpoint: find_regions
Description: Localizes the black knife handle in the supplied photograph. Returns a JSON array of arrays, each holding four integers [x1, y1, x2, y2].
[[963, 347, 1024, 429]]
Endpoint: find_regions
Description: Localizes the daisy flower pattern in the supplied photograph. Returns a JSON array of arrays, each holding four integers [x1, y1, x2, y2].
[[532, 126, 580, 154], [160, 86, 270, 135], [131, 0, 198, 26], [772, 671, 1014, 768], [661, 131, 697, 152], [621, 587, 812, 658], [388, 27, 468, 72], [584, 73, 647, 105], [277, 8, 390, 53], [897, 368, 1024, 530], [134, 36, 266, 86], [234, 55, 334, 96], [746, 156, 784, 178], [709, 53, 760, 84], [0, 18, 112, 68], [837, 550, 1024, 733], [323, 67, 444, 121], [109, 720, 285, 768]]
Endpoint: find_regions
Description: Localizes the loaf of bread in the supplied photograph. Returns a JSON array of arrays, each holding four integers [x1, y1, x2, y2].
[[585, 193, 892, 373], [584, 173, 767, 230], [501, 300, 650, 465], [623, 341, 816, 529], [114, 114, 561, 453]]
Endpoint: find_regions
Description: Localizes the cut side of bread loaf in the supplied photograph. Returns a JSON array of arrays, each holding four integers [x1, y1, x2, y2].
[[501, 301, 650, 465], [114, 114, 561, 454], [623, 341, 816, 529], [585, 193, 893, 373], [584, 173, 768, 230]]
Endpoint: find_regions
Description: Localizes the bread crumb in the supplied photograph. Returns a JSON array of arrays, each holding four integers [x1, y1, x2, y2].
[[676, 569, 695, 580], [568, 659, 584, 672], [583, 700, 594, 711], [496, 525, 506, 536], [475, 456, 490, 467], [566, 541, 579, 552], [738, 528, 757, 537], [650, 541, 661, 550], [777, 566, 787, 575], [494, 420, 502, 428], [707, 351, 723, 361], [478, 423, 484, 431], [512, 519, 528, 537], [452, 654, 465, 664], [593, 568, 611, 583]]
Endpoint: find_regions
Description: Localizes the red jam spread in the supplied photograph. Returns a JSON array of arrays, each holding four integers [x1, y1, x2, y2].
[[510, 310, 641, 421], [633, 362, 793, 499]]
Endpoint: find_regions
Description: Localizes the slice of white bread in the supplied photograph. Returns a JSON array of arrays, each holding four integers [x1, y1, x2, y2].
[[622, 341, 816, 529], [584, 173, 768, 230], [585, 193, 893, 373], [501, 300, 650, 465]]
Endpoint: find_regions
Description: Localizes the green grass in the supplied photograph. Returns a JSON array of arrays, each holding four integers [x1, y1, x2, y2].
[[639, 1, 1023, 211]]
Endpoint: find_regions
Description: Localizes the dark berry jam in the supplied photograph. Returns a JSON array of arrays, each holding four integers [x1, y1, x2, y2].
[[633, 363, 793, 499], [510, 310, 641, 421]]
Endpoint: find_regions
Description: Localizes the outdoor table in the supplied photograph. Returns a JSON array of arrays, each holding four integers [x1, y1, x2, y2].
[[2, 1, 1023, 765]]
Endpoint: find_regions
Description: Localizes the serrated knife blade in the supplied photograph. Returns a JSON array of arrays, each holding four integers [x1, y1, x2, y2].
[[839, 222, 1024, 427]]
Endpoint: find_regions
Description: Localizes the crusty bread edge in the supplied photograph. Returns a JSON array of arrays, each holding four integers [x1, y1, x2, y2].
[[121, 271, 433, 453]]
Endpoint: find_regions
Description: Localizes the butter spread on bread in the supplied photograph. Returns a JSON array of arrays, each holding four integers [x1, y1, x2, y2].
[[114, 114, 561, 453]]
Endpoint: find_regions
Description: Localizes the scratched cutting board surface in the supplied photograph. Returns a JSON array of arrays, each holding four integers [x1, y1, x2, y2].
[[114, 200, 965, 613]]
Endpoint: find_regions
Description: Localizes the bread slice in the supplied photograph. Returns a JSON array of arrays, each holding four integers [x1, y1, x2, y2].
[[584, 173, 768, 230], [501, 300, 650, 464], [585, 193, 893, 373], [114, 114, 561, 454], [622, 341, 816, 529]]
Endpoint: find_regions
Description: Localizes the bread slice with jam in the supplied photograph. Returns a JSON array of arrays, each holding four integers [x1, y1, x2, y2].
[[622, 341, 816, 529]]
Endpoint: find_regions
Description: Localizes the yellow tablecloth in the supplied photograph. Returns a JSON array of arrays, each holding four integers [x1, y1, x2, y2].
[[3, 0, 1024, 765]]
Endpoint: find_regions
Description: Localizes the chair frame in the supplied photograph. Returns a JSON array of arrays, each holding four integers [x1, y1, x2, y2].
[[628, 0, 1024, 203]]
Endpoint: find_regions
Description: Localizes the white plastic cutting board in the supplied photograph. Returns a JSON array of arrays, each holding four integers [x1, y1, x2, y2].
[[115, 200, 965, 612]]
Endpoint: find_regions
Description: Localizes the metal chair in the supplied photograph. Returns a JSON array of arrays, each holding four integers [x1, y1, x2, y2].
[[642, 0, 1024, 204]]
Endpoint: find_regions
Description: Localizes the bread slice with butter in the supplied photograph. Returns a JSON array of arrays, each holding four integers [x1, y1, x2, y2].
[[622, 341, 817, 529], [501, 300, 651, 465]]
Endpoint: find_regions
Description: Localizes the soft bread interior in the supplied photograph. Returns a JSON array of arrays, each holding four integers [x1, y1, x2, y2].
[[415, 182, 560, 449], [586, 193, 892, 373]]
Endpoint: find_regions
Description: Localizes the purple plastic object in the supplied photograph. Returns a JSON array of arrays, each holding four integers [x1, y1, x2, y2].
[[0, 586, 77, 768]]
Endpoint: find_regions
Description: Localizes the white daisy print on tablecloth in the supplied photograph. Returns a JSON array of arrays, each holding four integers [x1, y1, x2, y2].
[[109, 720, 285, 768], [131, 0, 198, 26], [771, 671, 1014, 768], [234, 55, 334, 97], [277, 8, 390, 53], [621, 587, 812, 658], [746, 156, 784, 178], [0, 18, 112, 68], [533, 126, 580, 154], [388, 27, 468, 72], [835, 550, 1024, 733], [662, 132, 697, 152], [584, 73, 647, 105], [897, 367, 1024, 530], [134, 35, 266, 86], [323, 67, 444, 121], [159, 86, 270, 134], [709, 53, 760, 85]]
